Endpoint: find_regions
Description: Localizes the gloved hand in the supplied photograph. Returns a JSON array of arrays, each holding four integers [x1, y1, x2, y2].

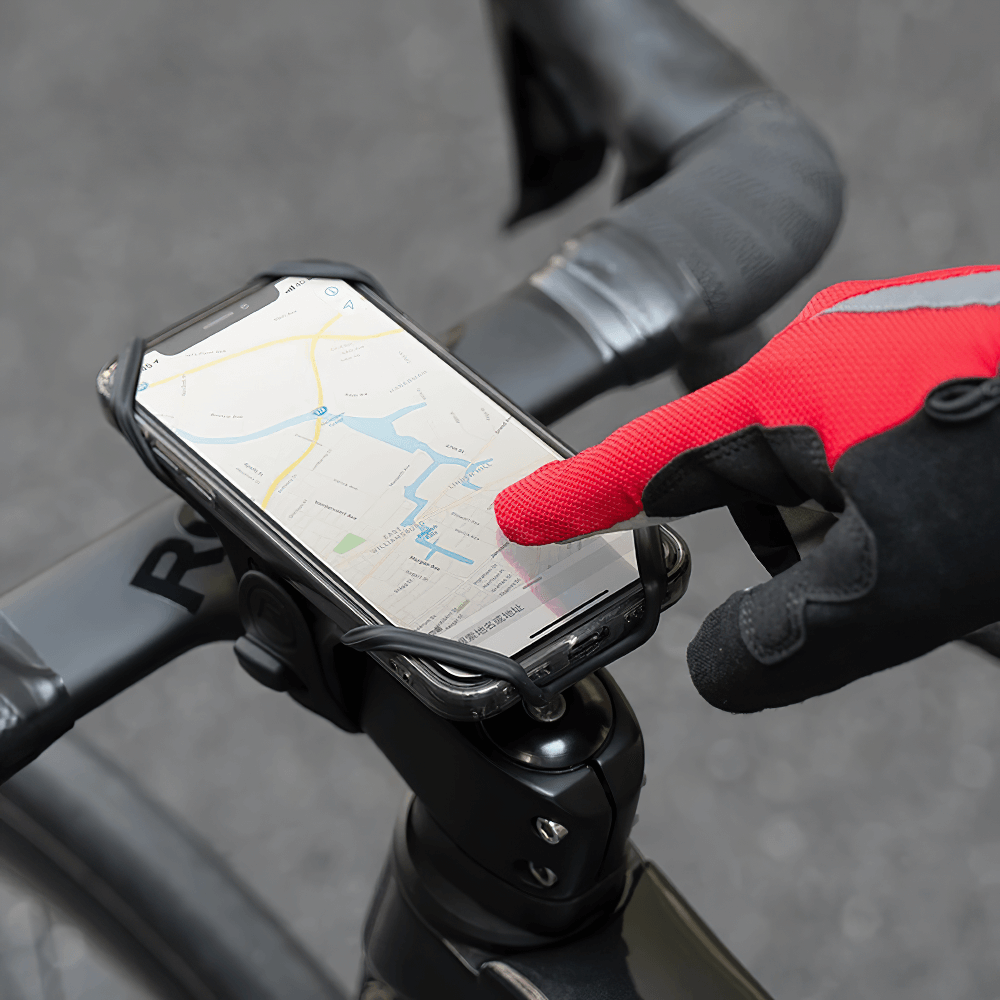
[[495, 266, 1000, 712]]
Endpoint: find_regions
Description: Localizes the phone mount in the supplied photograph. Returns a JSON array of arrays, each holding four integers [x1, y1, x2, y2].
[[110, 261, 691, 971], [111, 260, 680, 723]]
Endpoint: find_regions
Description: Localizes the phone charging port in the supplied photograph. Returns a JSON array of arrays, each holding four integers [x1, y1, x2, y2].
[[624, 603, 644, 627], [568, 627, 610, 661]]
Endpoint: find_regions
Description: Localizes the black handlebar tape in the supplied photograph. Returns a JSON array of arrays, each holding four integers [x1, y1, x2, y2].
[[491, 0, 771, 223], [610, 92, 843, 340], [451, 93, 842, 423]]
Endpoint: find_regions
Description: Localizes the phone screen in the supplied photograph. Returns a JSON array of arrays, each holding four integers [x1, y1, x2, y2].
[[136, 277, 638, 656]]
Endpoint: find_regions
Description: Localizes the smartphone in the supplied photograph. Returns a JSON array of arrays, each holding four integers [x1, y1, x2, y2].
[[98, 274, 688, 719]]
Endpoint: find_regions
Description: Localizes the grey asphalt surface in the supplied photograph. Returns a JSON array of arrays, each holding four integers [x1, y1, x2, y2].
[[3, 0, 1000, 996]]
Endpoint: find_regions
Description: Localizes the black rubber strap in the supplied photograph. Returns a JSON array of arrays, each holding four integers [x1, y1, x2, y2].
[[111, 336, 173, 488], [340, 626, 554, 710], [252, 259, 392, 305]]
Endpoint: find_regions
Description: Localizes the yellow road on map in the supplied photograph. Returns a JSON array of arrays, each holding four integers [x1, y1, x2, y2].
[[146, 308, 404, 507], [261, 331, 327, 508], [146, 312, 402, 389]]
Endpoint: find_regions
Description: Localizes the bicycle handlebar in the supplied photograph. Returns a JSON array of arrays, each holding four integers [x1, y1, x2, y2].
[[0, 500, 240, 782], [0, 0, 844, 782]]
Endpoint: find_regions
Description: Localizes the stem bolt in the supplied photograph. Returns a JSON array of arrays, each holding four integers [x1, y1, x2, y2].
[[528, 861, 558, 887], [524, 694, 567, 723], [534, 817, 569, 844]]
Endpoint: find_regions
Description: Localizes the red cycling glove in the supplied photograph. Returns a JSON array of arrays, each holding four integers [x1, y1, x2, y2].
[[496, 266, 1000, 711]]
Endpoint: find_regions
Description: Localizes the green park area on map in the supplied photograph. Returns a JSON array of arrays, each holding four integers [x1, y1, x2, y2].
[[333, 532, 366, 554]]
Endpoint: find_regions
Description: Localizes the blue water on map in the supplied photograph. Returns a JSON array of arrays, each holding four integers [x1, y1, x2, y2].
[[175, 410, 321, 445], [414, 524, 473, 565], [177, 402, 493, 564], [333, 404, 468, 525]]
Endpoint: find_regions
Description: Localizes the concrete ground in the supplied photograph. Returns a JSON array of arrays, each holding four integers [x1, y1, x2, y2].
[[3, 0, 1000, 995]]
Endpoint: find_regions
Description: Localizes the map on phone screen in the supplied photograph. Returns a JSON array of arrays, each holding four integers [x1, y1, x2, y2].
[[137, 277, 638, 656]]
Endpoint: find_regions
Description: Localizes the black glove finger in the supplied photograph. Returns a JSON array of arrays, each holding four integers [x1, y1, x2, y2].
[[641, 423, 845, 577], [686, 501, 923, 712]]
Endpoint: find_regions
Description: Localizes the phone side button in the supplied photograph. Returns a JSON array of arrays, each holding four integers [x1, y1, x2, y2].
[[182, 474, 216, 507], [150, 444, 181, 476]]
